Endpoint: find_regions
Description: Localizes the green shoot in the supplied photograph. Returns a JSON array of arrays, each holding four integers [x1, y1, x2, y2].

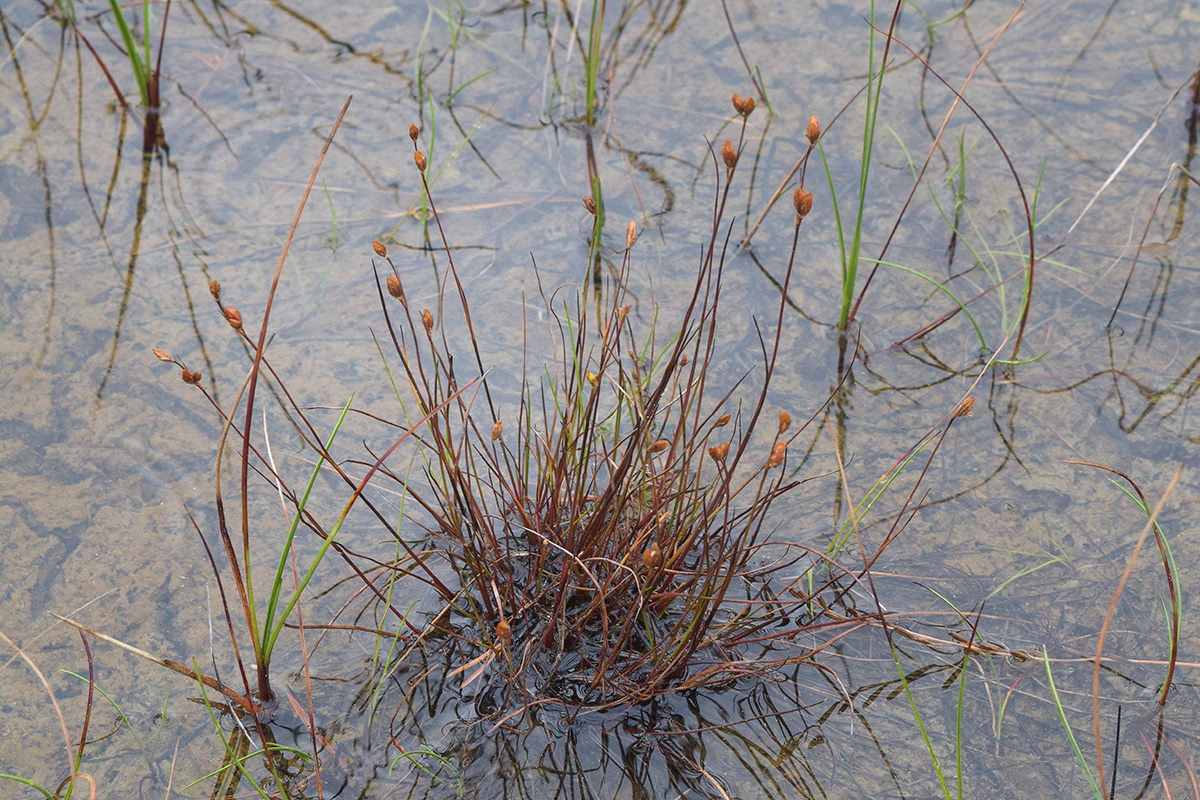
[[105, 0, 150, 106], [584, 0, 605, 127], [839, 0, 887, 331], [0, 774, 57, 799], [260, 398, 352, 665], [1043, 653, 1105, 800]]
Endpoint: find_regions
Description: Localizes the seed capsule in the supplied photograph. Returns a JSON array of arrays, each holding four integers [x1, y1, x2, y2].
[[414, 151, 427, 173], [152, 349, 173, 363], [722, 140, 737, 172], [954, 396, 975, 418], [496, 619, 512, 646], [778, 410, 791, 434], [806, 115, 820, 144], [732, 93, 744, 115], [209, 280, 221, 301], [766, 440, 786, 469], [642, 543, 663, 572], [714, 413, 731, 428], [708, 441, 730, 462], [648, 439, 669, 454], [793, 188, 813, 219], [224, 307, 243, 330], [583, 196, 598, 216], [491, 419, 503, 442], [409, 123, 419, 142], [740, 96, 755, 117], [626, 220, 637, 249], [422, 308, 434, 335], [386, 273, 405, 304], [372, 240, 387, 258]]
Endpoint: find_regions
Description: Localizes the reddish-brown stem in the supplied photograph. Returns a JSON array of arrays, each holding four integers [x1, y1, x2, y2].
[[236, 96, 351, 700]]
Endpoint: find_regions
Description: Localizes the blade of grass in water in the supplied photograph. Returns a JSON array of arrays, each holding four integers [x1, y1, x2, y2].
[[106, 0, 149, 105], [1043, 652, 1105, 800], [260, 397, 353, 664]]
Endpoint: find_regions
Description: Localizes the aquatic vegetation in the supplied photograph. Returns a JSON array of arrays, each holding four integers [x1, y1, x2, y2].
[[101, 0, 161, 109], [4, 1, 1196, 798], [368, 107, 852, 712], [131, 89, 996, 796]]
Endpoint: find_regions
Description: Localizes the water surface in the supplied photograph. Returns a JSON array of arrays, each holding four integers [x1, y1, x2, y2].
[[1, 1, 1199, 797]]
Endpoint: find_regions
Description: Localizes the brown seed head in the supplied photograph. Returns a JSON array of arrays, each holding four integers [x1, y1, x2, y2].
[[793, 188, 813, 219], [708, 441, 730, 462], [626, 220, 637, 249], [722, 139, 737, 172], [372, 240, 387, 258], [587, 370, 600, 388], [954, 396, 975, 418], [740, 95, 756, 117], [386, 273, 405, 303], [714, 413, 731, 428], [496, 619, 512, 646], [224, 307, 243, 331], [413, 150, 427, 173], [767, 440, 786, 469], [778, 410, 791, 434], [491, 419, 503, 443], [409, 123, 419, 143], [642, 543, 663, 572], [618, 304, 631, 325], [181, 368, 201, 385], [209, 280, 221, 301], [806, 115, 820, 144], [648, 439, 669, 454], [152, 348, 174, 363], [421, 308, 434, 335], [583, 196, 598, 216], [679, 354, 688, 367], [732, 93, 744, 115]]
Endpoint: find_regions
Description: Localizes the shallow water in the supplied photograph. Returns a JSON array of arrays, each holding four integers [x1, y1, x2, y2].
[[2, 0, 1199, 797]]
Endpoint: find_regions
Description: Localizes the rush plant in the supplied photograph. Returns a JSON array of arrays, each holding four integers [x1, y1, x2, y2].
[[363, 102, 871, 723]]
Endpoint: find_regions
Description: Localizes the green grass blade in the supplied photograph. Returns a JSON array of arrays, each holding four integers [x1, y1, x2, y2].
[[446, 68, 495, 104], [861, 257, 987, 350], [191, 660, 279, 800], [260, 396, 353, 663], [888, 645, 951, 799], [141, 0, 151, 98], [839, 0, 886, 330], [106, 0, 149, 105], [0, 775, 57, 799], [1042, 652, 1104, 799], [61, 670, 145, 753], [585, 0, 604, 127]]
